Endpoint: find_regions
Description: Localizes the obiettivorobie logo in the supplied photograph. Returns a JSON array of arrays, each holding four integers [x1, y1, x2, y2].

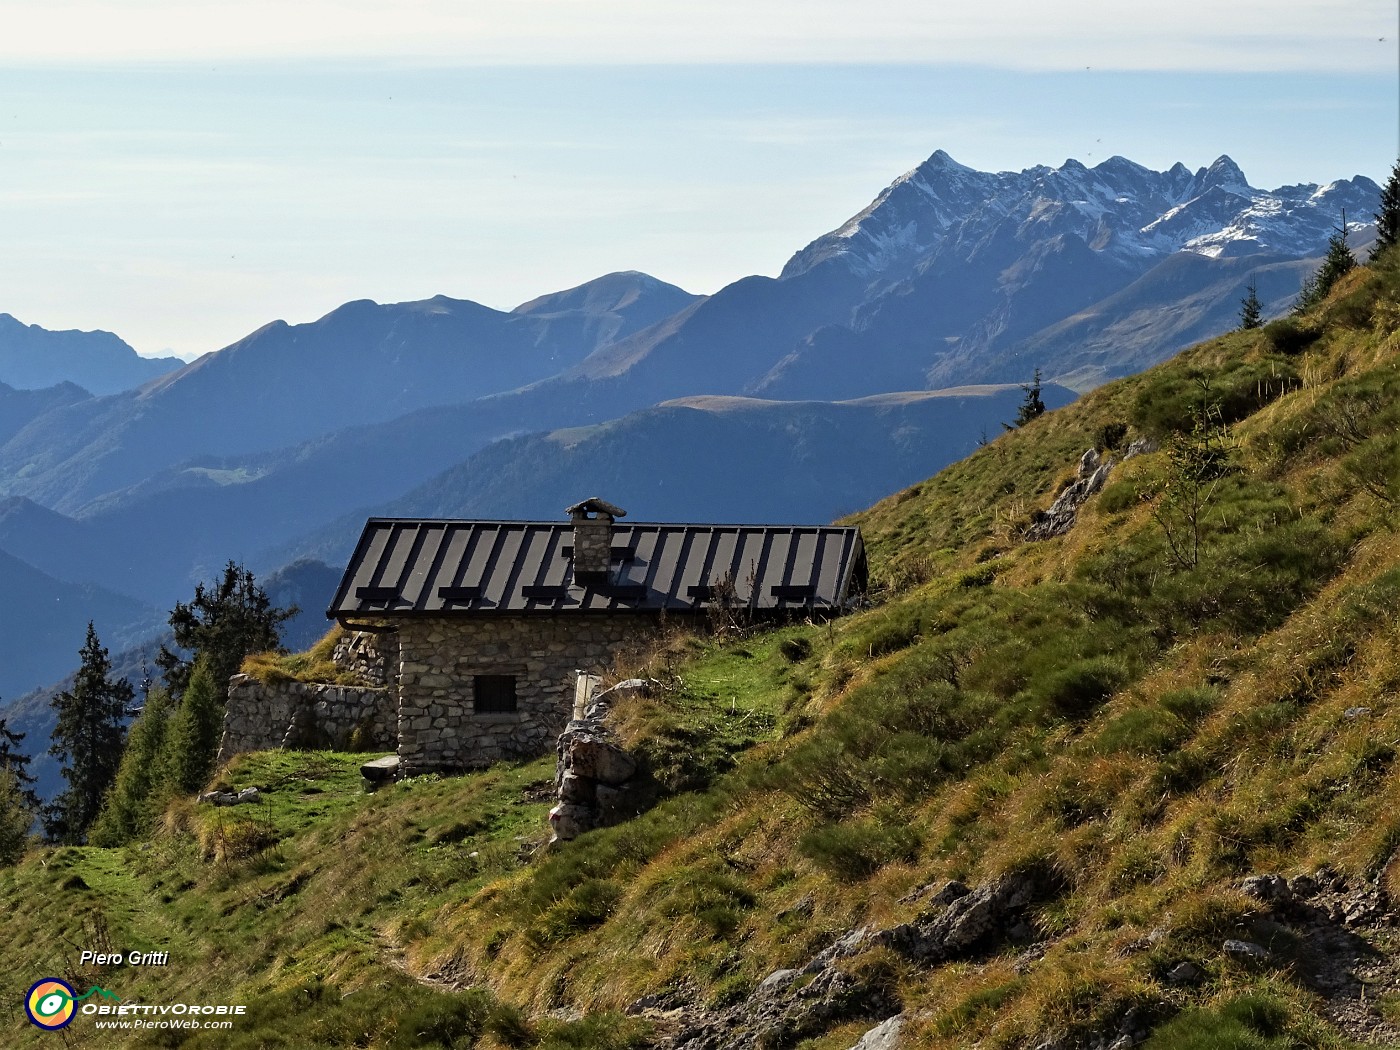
[[24, 978, 122, 1030]]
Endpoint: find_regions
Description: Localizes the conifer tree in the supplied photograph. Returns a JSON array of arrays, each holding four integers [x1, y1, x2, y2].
[[156, 561, 296, 697], [1376, 160, 1400, 255], [45, 623, 133, 843], [163, 657, 225, 795], [0, 715, 40, 813], [1238, 278, 1263, 330], [0, 765, 32, 866], [1006, 367, 1047, 429], [89, 686, 176, 846], [1295, 211, 1356, 312]]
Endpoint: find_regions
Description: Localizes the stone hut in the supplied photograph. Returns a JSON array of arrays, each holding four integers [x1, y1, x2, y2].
[[326, 499, 868, 776]]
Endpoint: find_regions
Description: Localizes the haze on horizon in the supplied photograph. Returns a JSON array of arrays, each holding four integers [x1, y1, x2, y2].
[[1, 0, 1394, 360]]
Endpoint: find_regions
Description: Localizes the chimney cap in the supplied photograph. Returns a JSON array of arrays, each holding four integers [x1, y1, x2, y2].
[[566, 497, 627, 521]]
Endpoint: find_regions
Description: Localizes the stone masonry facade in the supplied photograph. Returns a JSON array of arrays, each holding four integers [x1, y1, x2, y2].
[[395, 613, 658, 776], [218, 675, 396, 763]]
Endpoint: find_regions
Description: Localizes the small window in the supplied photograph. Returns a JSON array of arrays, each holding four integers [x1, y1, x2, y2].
[[474, 674, 517, 714]]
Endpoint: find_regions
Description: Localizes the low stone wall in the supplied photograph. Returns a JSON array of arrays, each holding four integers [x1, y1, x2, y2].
[[395, 613, 665, 776], [217, 674, 396, 764], [331, 630, 397, 687]]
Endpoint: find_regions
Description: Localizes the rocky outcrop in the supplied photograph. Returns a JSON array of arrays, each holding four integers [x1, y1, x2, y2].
[[1024, 439, 1156, 541], [197, 786, 262, 806], [650, 871, 1045, 1050], [548, 679, 650, 842]]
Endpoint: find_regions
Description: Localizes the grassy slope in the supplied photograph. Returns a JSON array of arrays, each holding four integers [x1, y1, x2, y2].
[[4, 256, 1400, 1049]]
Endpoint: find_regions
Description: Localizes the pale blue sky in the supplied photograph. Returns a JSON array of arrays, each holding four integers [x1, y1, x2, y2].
[[1, 1, 1395, 360]]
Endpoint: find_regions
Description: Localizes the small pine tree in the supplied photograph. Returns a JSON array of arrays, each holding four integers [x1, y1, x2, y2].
[[163, 657, 225, 795], [0, 715, 41, 813], [0, 765, 33, 866], [45, 623, 133, 843], [1238, 278, 1264, 330], [1006, 367, 1047, 429], [1295, 211, 1356, 313], [89, 686, 176, 846], [157, 561, 296, 697], [1375, 159, 1400, 255]]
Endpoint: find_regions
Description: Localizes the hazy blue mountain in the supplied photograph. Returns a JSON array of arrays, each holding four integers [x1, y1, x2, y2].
[[0, 547, 162, 702], [511, 270, 701, 350], [269, 383, 1076, 572], [0, 380, 92, 445], [0, 314, 181, 394], [0, 274, 698, 513]]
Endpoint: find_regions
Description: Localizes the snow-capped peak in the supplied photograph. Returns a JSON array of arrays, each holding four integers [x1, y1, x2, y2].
[[780, 153, 1382, 282]]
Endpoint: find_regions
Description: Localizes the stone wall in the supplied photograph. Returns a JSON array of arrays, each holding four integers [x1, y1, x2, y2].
[[217, 674, 397, 764], [331, 629, 396, 687], [395, 613, 661, 775]]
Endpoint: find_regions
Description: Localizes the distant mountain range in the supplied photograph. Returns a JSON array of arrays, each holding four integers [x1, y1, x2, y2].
[[0, 149, 1382, 791], [0, 313, 182, 395]]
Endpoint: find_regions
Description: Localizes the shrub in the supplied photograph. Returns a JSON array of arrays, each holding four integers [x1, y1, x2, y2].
[[1262, 317, 1321, 356], [1097, 421, 1130, 451], [1140, 993, 1292, 1050], [530, 878, 624, 944], [1094, 707, 1189, 756], [799, 812, 921, 880], [388, 989, 493, 1049], [1038, 657, 1131, 719], [778, 636, 812, 663], [654, 867, 756, 938]]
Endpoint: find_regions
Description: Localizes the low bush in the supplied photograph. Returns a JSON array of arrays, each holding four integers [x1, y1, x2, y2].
[[1262, 317, 1321, 356], [1140, 993, 1292, 1050], [798, 812, 921, 881]]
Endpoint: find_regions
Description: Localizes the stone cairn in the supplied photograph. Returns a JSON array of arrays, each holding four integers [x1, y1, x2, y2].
[[548, 676, 651, 843]]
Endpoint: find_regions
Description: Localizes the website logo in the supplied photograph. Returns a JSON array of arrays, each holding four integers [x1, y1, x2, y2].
[[25, 979, 123, 1030], [25, 979, 77, 1030]]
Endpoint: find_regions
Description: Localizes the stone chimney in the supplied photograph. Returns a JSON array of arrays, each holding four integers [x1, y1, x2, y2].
[[566, 498, 627, 580]]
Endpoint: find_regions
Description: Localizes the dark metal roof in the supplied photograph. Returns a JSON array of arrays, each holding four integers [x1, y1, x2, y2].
[[328, 518, 867, 620]]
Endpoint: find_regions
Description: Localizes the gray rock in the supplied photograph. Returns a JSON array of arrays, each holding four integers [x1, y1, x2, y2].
[[880, 872, 1039, 964], [236, 787, 261, 804], [1007, 919, 1035, 943], [1289, 873, 1320, 898], [548, 802, 595, 842], [849, 1014, 904, 1050], [1025, 451, 1118, 541], [594, 782, 629, 820], [1344, 706, 1372, 719], [1121, 437, 1159, 460], [1241, 874, 1292, 905], [928, 880, 971, 905], [757, 968, 800, 996], [564, 730, 637, 784], [1166, 961, 1201, 984], [559, 770, 595, 803], [1223, 939, 1269, 961]]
